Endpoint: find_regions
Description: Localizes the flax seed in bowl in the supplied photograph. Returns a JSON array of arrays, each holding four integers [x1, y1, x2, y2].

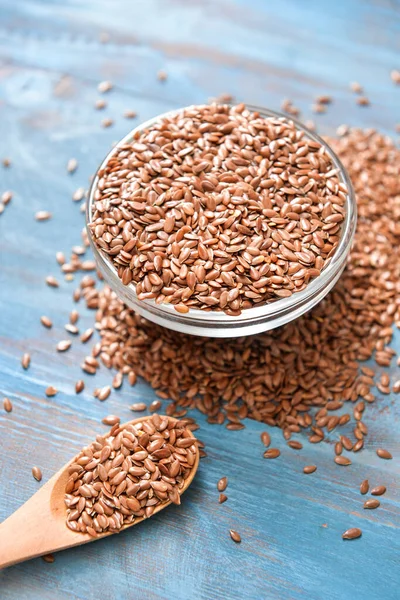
[[87, 104, 356, 337]]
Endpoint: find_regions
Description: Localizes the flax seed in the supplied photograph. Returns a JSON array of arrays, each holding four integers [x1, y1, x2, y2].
[[75, 380, 85, 393], [217, 477, 228, 492], [371, 486, 386, 496], [229, 530, 241, 543], [21, 353, 30, 370], [334, 456, 351, 466], [95, 99, 107, 110], [342, 528, 362, 540], [130, 403, 147, 412], [261, 432, 271, 447], [45, 386, 57, 397], [42, 554, 55, 563], [288, 440, 303, 450], [102, 415, 120, 426], [57, 340, 71, 352], [219, 493, 228, 504], [123, 110, 137, 119], [263, 448, 280, 459], [303, 465, 317, 474], [3, 397, 12, 412], [40, 316, 53, 328], [46, 276, 59, 288], [32, 466, 42, 482], [360, 480, 369, 495], [67, 158, 78, 173], [81, 328, 94, 343], [149, 400, 162, 413], [2, 191, 12, 205], [35, 210, 52, 221], [376, 448, 392, 460], [98, 81, 113, 93], [364, 499, 380, 509]]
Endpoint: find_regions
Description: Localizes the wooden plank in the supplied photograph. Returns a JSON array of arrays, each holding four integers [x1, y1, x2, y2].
[[0, 0, 399, 598]]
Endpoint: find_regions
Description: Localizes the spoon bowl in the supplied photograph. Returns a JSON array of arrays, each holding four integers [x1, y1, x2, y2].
[[0, 415, 199, 569]]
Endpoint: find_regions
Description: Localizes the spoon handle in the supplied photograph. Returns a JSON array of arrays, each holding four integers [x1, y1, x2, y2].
[[0, 471, 85, 569]]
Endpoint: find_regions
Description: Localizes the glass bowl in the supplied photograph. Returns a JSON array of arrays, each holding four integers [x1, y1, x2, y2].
[[86, 105, 357, 338]]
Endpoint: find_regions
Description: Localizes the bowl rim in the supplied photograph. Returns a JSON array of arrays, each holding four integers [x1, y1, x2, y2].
[[86, 103, 357, 325]]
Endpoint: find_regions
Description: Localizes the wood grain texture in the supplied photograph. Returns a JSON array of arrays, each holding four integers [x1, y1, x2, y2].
[[0, 0, 399, 598]]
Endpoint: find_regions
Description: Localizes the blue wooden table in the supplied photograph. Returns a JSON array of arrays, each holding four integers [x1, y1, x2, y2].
[[0, 1, 399, 598]]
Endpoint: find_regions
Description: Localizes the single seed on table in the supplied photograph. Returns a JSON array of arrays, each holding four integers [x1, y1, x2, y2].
[[2, 191, 13, 204], [219, 493, 228, 504], [2, 157, 11, 167], [70, 309, 79, 324], [98, 80, 113, 93], [288, 440, 303, 450], [112, 372, 123, 389], [21, 353, 30, 370], [149, 400, 162, 413], [72, 187, 85, 202], [315, 95, 332, 104], [67, 158, 78, 174], [303, 465, 317, 474], [101, 118, 114, 128], [217, 477, 228, 492], [56, 251, 65, 265], [312, 103, 326, 114], [357, 96, 370, 106], [94, 99, 107, 110], [341, 435, 353, 451], [335, 441, 343, 455], [123, 110, 137, 119], [102, 415, 120, 426], [263, 448, 280, 459], [42, 554, 55, 563], [334, 456, 351, 466], [360, 480, 369, 495], [350, 81, 363, 93], [364, 499, 380, 509], [46, 276, 59, 288], [371, 486, 386, 496], [130, 402, 147, 412], [97, 386, 111, 401], [65, 323, 79, 334], [342, 528, 362, 540], [393, 381, 400, 393], [35, 210, 52, 221], [157, 70, 167, 81], [40, 316, 53, 328], [45, 386, 57, 397], [3, 397, 12, 412], [353, 440, 364, 452], [376, 448, 392, 460], [32, 466, 42, 482], [75, 380, 84, 394], [229, 530, 241, 543], [56, 340, 71, 352], [260, 431, 271, 447], [81, 328, 93, 343]]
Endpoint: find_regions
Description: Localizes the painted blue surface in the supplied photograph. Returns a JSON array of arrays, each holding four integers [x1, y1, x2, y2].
[[0, 1, 399, 599]]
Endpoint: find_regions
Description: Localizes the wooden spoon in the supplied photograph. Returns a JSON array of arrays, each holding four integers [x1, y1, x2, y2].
[[0, 415, 199, 569]]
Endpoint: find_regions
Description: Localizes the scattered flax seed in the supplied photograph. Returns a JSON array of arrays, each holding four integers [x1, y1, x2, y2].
[[364, 499, 380, 509], [2, 157, 11, 167], [229, 530, 241, 543], [305, 119, 316, 131], [112, 372, 123, 389], [350, 81, 363, 93], [357, 96, 370, 106], [56, 340, 72, 352], [102, 415, 120, 426], [98, 80, 113, 93], [46, 276, 59, 288], [217, 477, 228, 492], [315, 95, 332, 104], [97, 386, 111, 401], [56, 252, 65, 265], [263, 448, 280, 459], [391, 70, 400, 85], [334, 456, 351, 466], [42, 554, 55, 563], [303, 465, 317, 474], [157, 70, 167, 81], [393, 381, 400, 393], [341, 436, 353, 451], [3, 397, 12, 412], [21, 353, 31, 370], [65, 414, 197, 536], [75, 380, 85, 393], [130, 402, 147, 412], [353, 440, 364, 452], [65, 323, 79, 334], [35, 210, 52, 221], [219, 493, 228, 504], [123, 110, 137, 119], [371, 486, 386, 496], [45, 386, 58, 397], [149, 400, 162, 413], [67, 158, 78, 174], [342, 528, 362, 540], [70, 309, 79, 324], [288, 440, 303, 450], [40, 316, 53, 328], [2, 191, 13, 205], [281, 98, 300, 116], [335, 442, 343, 455], [80, 328, 94, 343], [260, 432, 271, 447], [360, 480, 369, 495], [376, 448, 392, 460], [32, 466, 42, 482], [101, 118, 114, 128], [72, 187, 85, 202]]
